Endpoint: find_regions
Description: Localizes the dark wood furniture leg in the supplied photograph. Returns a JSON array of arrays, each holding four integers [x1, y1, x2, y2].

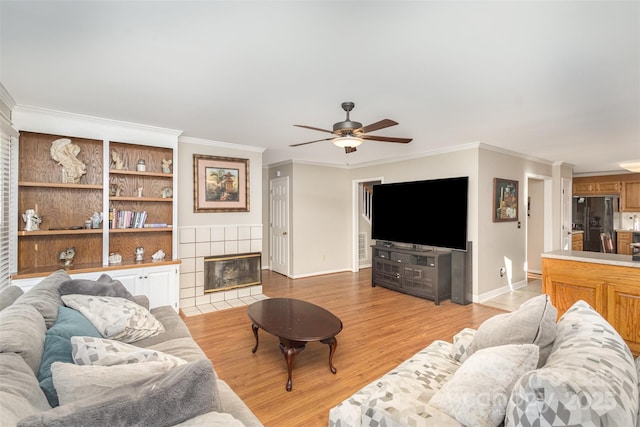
[[321, 336, 338, 374], [279, 339, 306, 392], [251, 323, 259, 353]]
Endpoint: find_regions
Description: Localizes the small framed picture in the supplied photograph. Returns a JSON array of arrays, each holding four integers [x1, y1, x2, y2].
[[193, 154, 249, 213], [493, 178, 518, 222]]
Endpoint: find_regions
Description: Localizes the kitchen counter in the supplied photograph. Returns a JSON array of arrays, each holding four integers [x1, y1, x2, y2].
[[542, 250, 640, 355], [542, 249, 639, 268]]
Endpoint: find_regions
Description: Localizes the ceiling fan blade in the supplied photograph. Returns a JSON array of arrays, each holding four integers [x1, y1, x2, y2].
[[359, 119, 398, 134], [293, 124, 335, 134], [345, 146, 357, 154], [290, 137, 333, 147], [362, 135, 413, 144]]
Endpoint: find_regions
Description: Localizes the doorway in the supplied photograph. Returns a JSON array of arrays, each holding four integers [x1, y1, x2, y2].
[[526, 174, 553, 276]]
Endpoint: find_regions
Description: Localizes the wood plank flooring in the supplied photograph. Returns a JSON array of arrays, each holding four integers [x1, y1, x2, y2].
[[183, 269, 507, 427]]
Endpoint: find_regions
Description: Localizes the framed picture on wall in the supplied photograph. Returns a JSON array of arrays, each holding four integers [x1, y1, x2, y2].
[[193, 154, 249, 212], [493, 178, 518, 222]]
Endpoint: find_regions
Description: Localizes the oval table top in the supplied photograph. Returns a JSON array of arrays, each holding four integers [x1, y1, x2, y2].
[[247, 298, 342, 342]]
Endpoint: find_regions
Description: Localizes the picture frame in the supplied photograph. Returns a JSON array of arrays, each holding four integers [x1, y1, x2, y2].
[[193, 154, 249, 213], [493, 178, 518, 222]]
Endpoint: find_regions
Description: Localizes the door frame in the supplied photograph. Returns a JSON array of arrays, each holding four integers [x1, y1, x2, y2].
[[351, 176, 384, 272], [269, 176, 290, 277]]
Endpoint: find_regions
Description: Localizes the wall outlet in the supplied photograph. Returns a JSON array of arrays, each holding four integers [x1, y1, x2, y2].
[[499, 267, 506, 277]]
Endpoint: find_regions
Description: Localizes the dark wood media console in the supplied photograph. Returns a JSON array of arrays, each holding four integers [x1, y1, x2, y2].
[[371, 244, 452, 304]]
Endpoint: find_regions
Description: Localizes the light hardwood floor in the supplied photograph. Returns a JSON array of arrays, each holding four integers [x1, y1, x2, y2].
[[183, 269, 508, 426]]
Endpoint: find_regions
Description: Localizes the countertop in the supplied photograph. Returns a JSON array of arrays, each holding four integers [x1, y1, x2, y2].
[[571, 230, 584, 234], [542, 250, 640, 268]]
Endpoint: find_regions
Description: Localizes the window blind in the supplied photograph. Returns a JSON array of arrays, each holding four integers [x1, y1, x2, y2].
[[0, 107, 17, 289]]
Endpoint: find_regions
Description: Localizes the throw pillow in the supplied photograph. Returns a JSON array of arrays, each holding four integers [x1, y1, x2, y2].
[[451, 327, 475, 363], [13, 269, 70, 327], [71, 336, 186, 367], [429, 344, 539, 427], [61, 294, 165, 343], [51, 360, 174, 405], [505, 300, 639, 427], [59, 274, 136, 303], [468, 293, 556, 367], [18, 359, 216, 427], [0, 303, 46, 375], [36, 306, 101, 407]]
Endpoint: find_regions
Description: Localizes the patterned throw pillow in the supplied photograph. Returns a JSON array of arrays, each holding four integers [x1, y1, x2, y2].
[[61, 294, 165, 343], [451, 328, 475, 363], [71, 336, 186, 367], [430, 344, 539, 427]]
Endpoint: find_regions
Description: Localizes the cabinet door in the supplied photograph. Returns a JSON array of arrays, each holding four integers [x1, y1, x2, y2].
[[108, 268, 147, 297], [573, 182, 596, 195], [621, 181, 640, 211], [617, 232, 632, 255], [146, 265, 178, 310], [596, 181, 620, 194], [543, 275, 606, 318], [607, 283, 640, 355]]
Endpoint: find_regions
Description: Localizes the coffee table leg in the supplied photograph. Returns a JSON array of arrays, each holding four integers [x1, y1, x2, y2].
[[321, 336, 338, 374], [251, 323, 259, 353], [279, 340, 305, 392]]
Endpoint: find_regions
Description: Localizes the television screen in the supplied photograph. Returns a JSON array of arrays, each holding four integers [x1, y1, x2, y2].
[[371, 177, 468, 250]]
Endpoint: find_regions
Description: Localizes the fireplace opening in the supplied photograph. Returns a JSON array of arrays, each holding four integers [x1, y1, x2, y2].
[[204, 252, 262, 293]]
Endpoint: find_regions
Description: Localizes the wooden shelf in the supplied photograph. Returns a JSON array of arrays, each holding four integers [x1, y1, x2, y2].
[[18, 229, 103, 237], [109, 227, 172, 233], [18, 181, 102, 190], [110, 196, 172, 202], [11, 259, 181, 280], [110, 169, 172, 178]]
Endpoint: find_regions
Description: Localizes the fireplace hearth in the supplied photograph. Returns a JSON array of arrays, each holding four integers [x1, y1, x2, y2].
[[204, 252, 261, 293]]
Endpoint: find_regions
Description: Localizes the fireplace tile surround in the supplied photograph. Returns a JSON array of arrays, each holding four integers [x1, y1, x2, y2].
[[179, 225, 266, 316]]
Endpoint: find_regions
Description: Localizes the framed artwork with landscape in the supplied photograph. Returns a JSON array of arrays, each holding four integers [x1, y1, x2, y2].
[[493, 178, 518, 222], [193, 154, 249, 213]]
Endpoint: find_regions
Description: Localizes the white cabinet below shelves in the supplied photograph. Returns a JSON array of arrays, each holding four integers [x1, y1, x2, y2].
[[11, 264, 180, 312]]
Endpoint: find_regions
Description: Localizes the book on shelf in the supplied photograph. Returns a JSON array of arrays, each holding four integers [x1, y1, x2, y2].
[[109, 208, 148, 229], [143, 223, 169, 228]]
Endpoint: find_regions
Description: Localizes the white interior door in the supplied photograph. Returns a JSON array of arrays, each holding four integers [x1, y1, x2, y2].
[[561, 177, 572, 250], [270, 177, 289, 276]]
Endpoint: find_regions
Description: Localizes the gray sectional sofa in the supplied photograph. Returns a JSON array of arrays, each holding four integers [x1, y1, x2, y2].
[[0, 269, 263, 426], [329, 294, 640, 427]]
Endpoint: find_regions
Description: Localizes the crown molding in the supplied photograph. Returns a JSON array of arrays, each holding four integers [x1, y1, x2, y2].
[[179, 135, 266, 153]]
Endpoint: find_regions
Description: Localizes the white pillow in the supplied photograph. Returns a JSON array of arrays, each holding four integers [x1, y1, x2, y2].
[[429, 344, 539, 427], [51, 361, 174, 405], [71, 336, 186, 367], [61, 294, 165, 343]]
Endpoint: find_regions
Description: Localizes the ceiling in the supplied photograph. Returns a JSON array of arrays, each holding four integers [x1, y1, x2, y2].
[[1, 1, 638, 173]]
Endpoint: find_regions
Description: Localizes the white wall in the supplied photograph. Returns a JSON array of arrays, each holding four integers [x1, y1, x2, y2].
[[527, 178, 544, 273]]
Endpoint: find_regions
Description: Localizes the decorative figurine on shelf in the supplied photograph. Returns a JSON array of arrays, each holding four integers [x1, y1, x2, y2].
[[134, 247, 145, 262], [22, 209, 42, 231], [91, 212, 103, 229], [161, 187, 172, 198], [111, 149, 124, 170], [151, 249, 166, 261], [50, 138, 86, 184], [162, 159, 172, 174], [137, 187, 143, 197], [108, 253, 122, 265], [58, 247, 76, 267], [110, 183, 122, 197], [136, 160, 146, 172]]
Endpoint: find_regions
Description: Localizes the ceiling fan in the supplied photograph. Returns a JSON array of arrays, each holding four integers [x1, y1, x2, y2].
[[290, 102, 413, 154]]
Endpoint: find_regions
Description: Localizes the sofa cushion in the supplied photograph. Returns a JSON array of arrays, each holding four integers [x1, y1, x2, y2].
[[468, 293, 556, 367], [132, 305, 194, 347], [71, 336, 186, 367], [0, 303, 46, 375], [59, 274, 136, 303], [328, 340, 460, 427], [51, 360, 174, 405], [430, 344, 539, 427], [0, 353, 51, 426], [505, 300, 639, 427], [0, 285, 24, 311], [37, 306, 102, 407], [18, 359, 217, 427], [61, 294, 165, 343], [14, 270, 70, 328], [451, 327, 475, 363]]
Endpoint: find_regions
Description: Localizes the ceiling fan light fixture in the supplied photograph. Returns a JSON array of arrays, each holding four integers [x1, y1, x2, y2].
[[332, 135, 363, 148]]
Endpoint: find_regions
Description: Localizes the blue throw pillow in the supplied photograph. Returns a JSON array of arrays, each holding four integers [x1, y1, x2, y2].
[[37, 305, 101, 406]]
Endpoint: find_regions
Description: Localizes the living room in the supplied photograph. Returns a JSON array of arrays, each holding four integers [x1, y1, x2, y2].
[[1, 1, 639, 426]]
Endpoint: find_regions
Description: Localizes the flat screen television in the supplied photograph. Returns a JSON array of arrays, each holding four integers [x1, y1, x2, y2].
[[371, 177, 469, 250]]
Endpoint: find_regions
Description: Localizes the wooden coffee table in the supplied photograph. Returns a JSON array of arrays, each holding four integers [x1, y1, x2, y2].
[[247, 298, 343, 391]]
